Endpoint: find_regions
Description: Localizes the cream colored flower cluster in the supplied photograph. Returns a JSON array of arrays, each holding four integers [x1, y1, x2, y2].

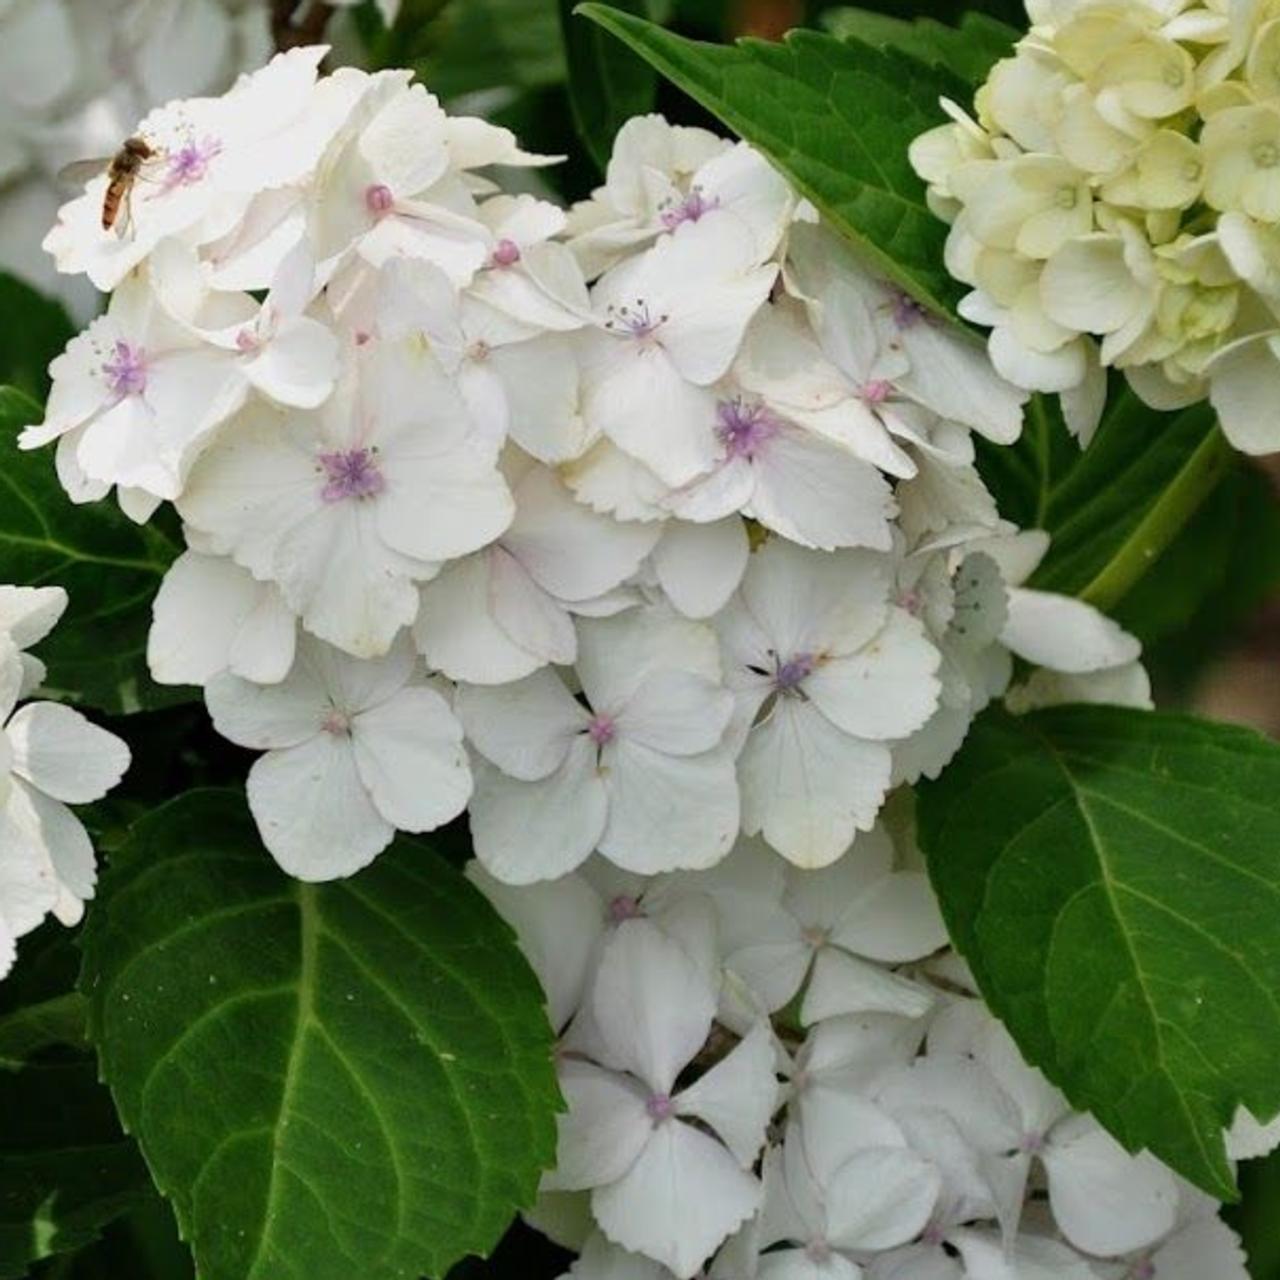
[[911, 0, 1280, 453]]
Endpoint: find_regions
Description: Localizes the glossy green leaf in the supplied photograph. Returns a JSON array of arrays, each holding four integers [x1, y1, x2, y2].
[[561, 0, 669, 171], [0, 386, 182, 714], [917, 705, 1280, 1199], [822, 8, 1016, 85], [576, 3, 968, 319], [975, 390, 1235, 612], [80, 790, 561, 1280]]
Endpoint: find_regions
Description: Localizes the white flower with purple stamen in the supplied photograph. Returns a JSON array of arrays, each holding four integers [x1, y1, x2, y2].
[[668, 390, 897, 551], [177, 341, 514, 658], [581, 216, 777, 487], [20, 271, 251, 520], [206, 633, 470, 880], [458, 610, 739, 883], [544, 920, 777, 1278], [716, 539, 942, 868], [44, 46, 347, 292], [565, 116, 793, 277]]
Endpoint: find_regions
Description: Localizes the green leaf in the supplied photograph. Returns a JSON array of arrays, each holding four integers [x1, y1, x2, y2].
[[575, 4, 968, 320], [0, 932, 150, 1277], [561, 0, 667, 171], [822, 8, 1017, 85], [80, 790, 561, 1280], [0, 1060, 152, 1278], [917, 704, 1280, 1198], [416, 0, 566, 99], [0, 274, 76, 402], [976, 389, 1235, 612], [0, 386, 182, 715]]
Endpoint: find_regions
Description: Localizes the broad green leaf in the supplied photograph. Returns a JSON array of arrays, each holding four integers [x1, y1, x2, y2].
[[917, 705, 1280, 1198], [576, 4, 968, 320], [80, 790, 561, 1280], [0, 931, 150, 1277], [823, 8, 1016, 85], [0, 386, 182, 714], [561, 0, 669, 171], [976, 390, 1235, 613]]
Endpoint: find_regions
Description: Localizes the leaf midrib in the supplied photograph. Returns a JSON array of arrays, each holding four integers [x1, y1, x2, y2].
[[247, 883, 319, 1280]]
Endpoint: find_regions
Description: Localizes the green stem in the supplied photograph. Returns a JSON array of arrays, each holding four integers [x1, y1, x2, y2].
[[1078, 424, 1234, 613]]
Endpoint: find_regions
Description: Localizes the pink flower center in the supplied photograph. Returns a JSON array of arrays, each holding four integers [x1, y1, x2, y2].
[[805, 1239, 832, 1265], [646, 1093, 675, 1123], [103, 341, 147, 397], [716, 398, 782, 460], [801, 924, 829, 949], [774, 652, 815, 695], [608, 894, 643, 923], [163, 136, 221, 189], [318, 449, 386, 503], [660, 185, 718, 230], [920, 1223, 946, 1247], [899, 588, 923, 618], [860, 379, 893, 404], [235, 328, 259, 353], [490, 238, 522, 267], [322, 709, 351, 736], [1129, 1259, 1156, 1280], [605, 299, 667, 340], [586, 713, 617, 746], [365, 183, 395, 217], [1019, 1130, 1046, 1155]]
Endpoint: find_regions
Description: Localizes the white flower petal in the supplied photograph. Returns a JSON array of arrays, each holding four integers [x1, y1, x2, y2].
[[7, 703, 130, 804]]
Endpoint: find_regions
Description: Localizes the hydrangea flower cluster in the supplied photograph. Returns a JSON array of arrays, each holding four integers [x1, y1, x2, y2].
[[0, 0, 275, 319], [910, 0, 1280, 453], [31, 48, 1151, 886], [0, 585, 130, 977], [471, 805, 1261, 1280]]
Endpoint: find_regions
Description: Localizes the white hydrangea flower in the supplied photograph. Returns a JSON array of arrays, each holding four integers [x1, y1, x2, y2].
[[909, 0, 1280, 454], [717, 539, 942, 868], [545, 919, 778, 1278], [458, 610, 739, 883], [0, 585, 129, 977], [206, 634, 470, 880]]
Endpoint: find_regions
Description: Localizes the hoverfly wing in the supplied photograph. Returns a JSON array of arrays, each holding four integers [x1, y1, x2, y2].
[[56, 157, 112, 191]]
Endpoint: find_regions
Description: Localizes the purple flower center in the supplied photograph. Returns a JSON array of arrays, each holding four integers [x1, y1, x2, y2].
[[774, 652, 815, 694], [1129, 1259, 1156, 1280], [1019, 1130, 1046, 1155], [605, 299, 667, 340], [898, 587, 923, 618], [890, 290, 930, 330], [103, 341, 147, 397], [608, 894, 643, 923], [587, 713, 617, 746], [163, 136, 221, 190], [365, 183, 395, 217], [490, 238, 522, 267], [716, 398, 782, 461], [860, 379, 894, 404], [660, 185, 718, 230], [646, 1093, 675, 1123], [318, 449, 386, 503]]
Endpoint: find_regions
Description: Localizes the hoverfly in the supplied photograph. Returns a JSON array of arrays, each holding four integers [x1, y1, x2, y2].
[[59, 137, 161, 235]]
